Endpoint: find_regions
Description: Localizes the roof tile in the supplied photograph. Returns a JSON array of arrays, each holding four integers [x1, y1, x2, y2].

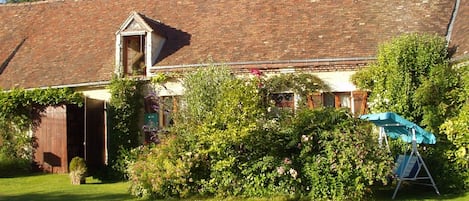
[[0, 0, 458, 89]]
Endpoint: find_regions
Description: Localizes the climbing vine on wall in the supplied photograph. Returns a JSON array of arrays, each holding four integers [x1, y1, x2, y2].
[[262, 73, 329, 107], [0, 88, 83, 159], [0, 88, 83, 124], [107, 76, 144, 177]]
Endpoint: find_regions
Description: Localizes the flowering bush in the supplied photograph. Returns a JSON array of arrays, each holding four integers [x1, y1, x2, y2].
[[128, 136, 198, 199], [127, 66, 393, 200], [290, 108, 393, 200]]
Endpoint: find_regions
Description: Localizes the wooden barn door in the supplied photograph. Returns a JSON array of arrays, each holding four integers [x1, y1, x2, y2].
[[85, 98, 106, 173], [34, 106, 68, 173]]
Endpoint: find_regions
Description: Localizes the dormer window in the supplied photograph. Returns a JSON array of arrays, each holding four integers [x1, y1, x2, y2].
[[124, 35, 146, 75], [115, 12, 166, 77]]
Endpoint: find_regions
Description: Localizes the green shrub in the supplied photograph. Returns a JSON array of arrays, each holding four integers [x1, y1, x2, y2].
[[128, 136, 198, 199], [438, 64, 469, 192], [176, 65, 262, 197], [128, 66, 393, 200], [69, 156, 87, 185], [351, 33, 455, 133], [293, 108, 393, 200], [0, 154, 31, 177], [69, 156, 87, 172], [239, 156, 301, 197]]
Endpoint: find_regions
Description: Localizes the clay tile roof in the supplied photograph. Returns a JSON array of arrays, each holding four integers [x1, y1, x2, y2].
[[0, 0, 457, 90], [449, 0, 469, 61]]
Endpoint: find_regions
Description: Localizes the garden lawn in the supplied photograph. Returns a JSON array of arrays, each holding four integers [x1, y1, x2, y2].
[[371, 186, 469, 201], [0, 173, 468, 201], [0, 173, 135, 201]]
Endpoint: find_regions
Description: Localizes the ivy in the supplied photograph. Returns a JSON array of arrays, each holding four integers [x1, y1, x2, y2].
[[0, 87, 83, 160], [262, 73, 328, 108], [107, 76, 144, 178], [0, 87, 83, 128]]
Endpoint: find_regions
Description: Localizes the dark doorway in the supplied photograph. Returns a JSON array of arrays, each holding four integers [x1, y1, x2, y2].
[[84, 98, 106, 173], [66, 104, 85, 166]]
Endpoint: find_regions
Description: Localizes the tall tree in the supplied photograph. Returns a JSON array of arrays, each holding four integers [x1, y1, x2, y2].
[[352, 33, 468, 192], [352, 33, 458, 134]]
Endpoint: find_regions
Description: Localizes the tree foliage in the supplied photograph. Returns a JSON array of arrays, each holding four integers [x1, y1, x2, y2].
[[440, 64, 469, 188], [352, 33, 469, 192], [352, 33, 457, 133]]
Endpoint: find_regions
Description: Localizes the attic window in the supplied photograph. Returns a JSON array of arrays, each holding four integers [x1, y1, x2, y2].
[[123, 35, 146, 75], [116, 12, 167, 77]]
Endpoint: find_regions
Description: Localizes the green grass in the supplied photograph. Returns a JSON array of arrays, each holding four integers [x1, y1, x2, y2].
[[370, 185, 469, 201], [1, 173, 468, 201], [0, 173, 136, 201]]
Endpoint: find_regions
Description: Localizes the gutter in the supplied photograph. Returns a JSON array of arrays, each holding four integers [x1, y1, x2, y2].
[[9, 57, 374, 91], [149, 57, 376, 70], [446, 0, 461, 47], [1, 80, 111, 92], [38, 80, 111, 90]]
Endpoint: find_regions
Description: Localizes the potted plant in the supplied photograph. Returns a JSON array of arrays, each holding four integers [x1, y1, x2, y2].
[[69, 156, 87, 185]]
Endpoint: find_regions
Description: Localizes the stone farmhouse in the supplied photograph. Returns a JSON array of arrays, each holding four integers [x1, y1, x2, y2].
[[0, 0, 468, 173]]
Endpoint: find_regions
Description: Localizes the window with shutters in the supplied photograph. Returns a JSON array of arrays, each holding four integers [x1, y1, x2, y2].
[[307, 91, 368, 116], [143, 95, 179, 144]]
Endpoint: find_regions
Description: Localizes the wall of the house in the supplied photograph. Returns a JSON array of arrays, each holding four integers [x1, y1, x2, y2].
[[146, 70, 364, 116], [81, 89, 111, 102], [312, 71, 357, 92], [150, 79, 184, 96]]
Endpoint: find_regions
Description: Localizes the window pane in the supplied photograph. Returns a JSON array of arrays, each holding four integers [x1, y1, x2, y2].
[[339, 94, 351, 108], [324, 93, 335, 107], [271, 93, 294, 108]]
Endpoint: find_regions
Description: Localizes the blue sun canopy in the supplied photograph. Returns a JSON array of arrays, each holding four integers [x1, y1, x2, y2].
[[360, 112, 436, 144]]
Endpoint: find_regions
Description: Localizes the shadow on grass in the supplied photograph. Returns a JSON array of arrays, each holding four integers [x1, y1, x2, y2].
[[371, 184, 468, 201], [0, 192, 134, 201], [0, 172, 45, 179]]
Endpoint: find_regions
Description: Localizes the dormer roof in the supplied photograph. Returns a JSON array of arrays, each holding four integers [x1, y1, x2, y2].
[[117, 11, 154, 35]]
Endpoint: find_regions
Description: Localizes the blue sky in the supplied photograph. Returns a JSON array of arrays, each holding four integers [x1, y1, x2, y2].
[[0, 0, 5, 4]]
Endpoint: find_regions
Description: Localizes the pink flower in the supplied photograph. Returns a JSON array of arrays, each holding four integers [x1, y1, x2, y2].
[[250, 68, 262, 76], [277, 166, 285, 175], [283, 157, 292, 165]]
